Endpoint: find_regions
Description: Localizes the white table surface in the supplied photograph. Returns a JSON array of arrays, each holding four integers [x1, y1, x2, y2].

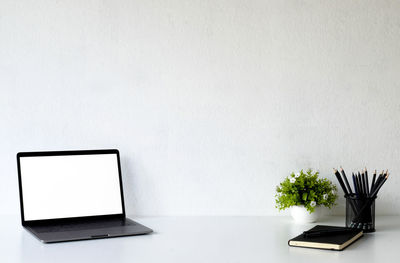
[[1, 214, 398, 263]]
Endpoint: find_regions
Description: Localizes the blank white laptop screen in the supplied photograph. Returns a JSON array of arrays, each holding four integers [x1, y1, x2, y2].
[[19, 154, 123, 221]]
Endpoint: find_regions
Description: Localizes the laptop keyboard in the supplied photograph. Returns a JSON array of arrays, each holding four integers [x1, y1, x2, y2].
[[32, 219, 136, 233]]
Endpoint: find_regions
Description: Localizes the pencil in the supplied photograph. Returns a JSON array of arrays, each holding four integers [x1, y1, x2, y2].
[[340, 167, 353, 195], [370, 173, 389, 198], [333, 168, 349, 195], [352, 173, 358, 196], [355, 172, 359, 195], [357, 172, 364, 196], [371, 170, 377, 193], [365, 168, 369, 197], [303, 229, 357, 237], [372, 170, 384, 194], [371, 170, 388, 197], [361, 170, 367, 197]]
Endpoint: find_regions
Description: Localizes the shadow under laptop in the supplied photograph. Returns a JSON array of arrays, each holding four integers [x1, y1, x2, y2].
[[19, 229, 128, 263]]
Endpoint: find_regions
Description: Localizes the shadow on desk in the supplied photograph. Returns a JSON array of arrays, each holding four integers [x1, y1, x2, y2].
[[374, 222, 400, 232]]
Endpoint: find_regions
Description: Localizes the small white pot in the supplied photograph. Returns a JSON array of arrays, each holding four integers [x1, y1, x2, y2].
[[290, 205, 321, 224]]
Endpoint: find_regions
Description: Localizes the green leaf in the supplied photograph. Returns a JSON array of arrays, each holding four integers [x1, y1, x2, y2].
[[275, 168, 338, 213]]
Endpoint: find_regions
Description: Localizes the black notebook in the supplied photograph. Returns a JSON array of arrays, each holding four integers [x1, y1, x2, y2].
[[288, 225, 363, 251]]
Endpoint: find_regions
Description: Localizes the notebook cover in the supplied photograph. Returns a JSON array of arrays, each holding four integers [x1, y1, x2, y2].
[[288, 225, 363, 251]]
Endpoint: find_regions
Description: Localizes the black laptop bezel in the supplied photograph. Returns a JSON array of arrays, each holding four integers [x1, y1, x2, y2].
[[17, 149, 126, 227]]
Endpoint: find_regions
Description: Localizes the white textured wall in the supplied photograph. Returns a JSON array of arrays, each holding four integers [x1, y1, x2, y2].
[[1, 0, 400, 216]]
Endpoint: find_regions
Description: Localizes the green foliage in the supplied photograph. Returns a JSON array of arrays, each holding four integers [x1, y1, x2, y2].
[[275, 169, 338, 213]]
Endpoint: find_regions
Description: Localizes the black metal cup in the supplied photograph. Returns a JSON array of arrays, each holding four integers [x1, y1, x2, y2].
[[345, 194, 375, 232]]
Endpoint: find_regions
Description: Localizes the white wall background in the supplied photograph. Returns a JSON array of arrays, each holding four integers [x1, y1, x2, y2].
[[1, 0, 400, 216]]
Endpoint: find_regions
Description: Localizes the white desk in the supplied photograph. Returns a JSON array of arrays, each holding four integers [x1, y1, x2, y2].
[[1, 215, 398, 263]]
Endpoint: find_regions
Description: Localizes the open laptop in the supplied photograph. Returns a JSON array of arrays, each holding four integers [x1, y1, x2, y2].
[[17, 149, 153, 243]]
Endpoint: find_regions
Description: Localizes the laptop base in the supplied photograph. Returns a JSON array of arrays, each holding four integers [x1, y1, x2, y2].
[[25, 218, 153, 243]]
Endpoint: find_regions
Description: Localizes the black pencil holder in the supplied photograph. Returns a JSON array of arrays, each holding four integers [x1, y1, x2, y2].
[[345, 194, 376, 232]]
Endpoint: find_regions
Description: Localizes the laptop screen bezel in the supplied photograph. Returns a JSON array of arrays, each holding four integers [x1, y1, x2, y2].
[[17, 149, 126, 226]]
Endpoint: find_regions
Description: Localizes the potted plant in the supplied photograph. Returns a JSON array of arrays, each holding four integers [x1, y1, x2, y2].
[[275, 169, 337, 223]]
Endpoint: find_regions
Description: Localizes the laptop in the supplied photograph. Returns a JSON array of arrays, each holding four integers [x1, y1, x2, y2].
[[17, 149, 153, 243]]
